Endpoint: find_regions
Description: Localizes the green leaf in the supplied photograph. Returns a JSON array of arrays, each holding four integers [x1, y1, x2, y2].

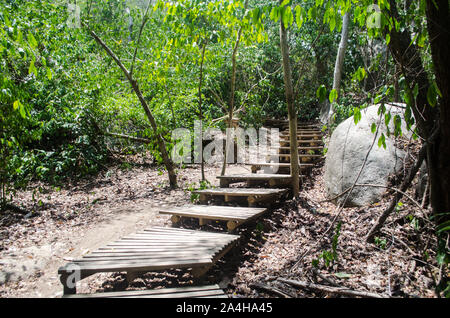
[[427, 84, 437, 107], [355, 67, 366, 82], [316, 85, 327, 102], [353, 107, 361, 125], [18, 103, 27, 119], [437, 220, 450, 234], [378, 133, 386, 149], [329, 89, 338, 103], [393, 115, 402, 137], [371, 123, 377, 133], [13, 100, 20, 110], [28, 33, 38, 49], [270, 7, 278, 22], [46, 68, 52, 80], [329, 16, 336, 32], [295, 5, 304, 28], [29, 60, 37, 77]]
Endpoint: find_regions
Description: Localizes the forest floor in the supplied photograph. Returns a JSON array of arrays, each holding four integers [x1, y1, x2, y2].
[[0, 154, 441, 298]]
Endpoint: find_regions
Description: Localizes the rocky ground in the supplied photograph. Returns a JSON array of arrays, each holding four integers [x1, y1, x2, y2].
[[0, 155, 445, 298]]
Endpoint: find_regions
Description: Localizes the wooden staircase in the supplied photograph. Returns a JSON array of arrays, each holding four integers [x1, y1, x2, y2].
[[58, 120, 325, 297]]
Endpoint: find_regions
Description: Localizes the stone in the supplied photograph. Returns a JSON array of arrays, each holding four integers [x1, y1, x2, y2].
[[324, 104, 410, 207]]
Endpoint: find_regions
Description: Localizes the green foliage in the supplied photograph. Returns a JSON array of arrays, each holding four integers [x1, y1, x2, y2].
[[374, 236, 387, 250], [186, 180, 212, 203], [312, 221, 342, 268]]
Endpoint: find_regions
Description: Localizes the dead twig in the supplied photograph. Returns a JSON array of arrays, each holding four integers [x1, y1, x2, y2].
[[278, 278, 388, 298], [250, 282, 293, 298]]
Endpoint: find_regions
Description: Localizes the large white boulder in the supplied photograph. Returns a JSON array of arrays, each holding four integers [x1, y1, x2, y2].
[[324, 103, 410, 207]]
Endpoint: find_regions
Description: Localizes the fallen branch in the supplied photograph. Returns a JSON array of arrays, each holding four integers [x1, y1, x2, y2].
[[250, 282, 293, 298], [311, 268, 340, 287], [278, 278, 387, 298]]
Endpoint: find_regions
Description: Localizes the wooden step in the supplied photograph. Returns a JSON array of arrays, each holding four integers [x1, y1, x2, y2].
[[264, 119, 319, 129], [275, 153, 323, 163], [273, 146, 324, 153], [281, 130, 322, 134], [63, 284, 228, 298], [248, 162, 314, 173], [280, 134, 323, 140], [194, 188, 288, 207], [160, 204, 269, 230], [58, 227, 239, 295], [280, 139, 324, 146], [217, 173, 295, 187]]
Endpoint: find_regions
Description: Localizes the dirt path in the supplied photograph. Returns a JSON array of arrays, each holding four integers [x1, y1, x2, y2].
[[4, 205, 165, 298], [0, 162, 249, 298]]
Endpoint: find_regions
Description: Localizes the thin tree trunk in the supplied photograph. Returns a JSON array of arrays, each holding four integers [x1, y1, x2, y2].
[[85, 25, 177, 188], [326, 11, 350, 124], [332, 11, 350, 97], [198, 40, 208, 181], [164, 83, 177, 128], [279, 7, 300, 197], [220, 0, 248, 176]]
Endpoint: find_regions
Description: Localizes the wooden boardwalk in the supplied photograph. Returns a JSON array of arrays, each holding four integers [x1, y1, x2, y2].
[[58, 227, 239, 294], [58, 119, 325, 297]]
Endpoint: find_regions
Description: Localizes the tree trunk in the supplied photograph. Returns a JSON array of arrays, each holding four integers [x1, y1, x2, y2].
[[220, 0, 248, 176], [332, 11, 350, 98], [279, 9, 300, 197], [324, 11, 350, 124], [163, 83, 177, 128], [86, 26, 177, 188], [425, 0, 450, 224], [198, 40, 207, 182]]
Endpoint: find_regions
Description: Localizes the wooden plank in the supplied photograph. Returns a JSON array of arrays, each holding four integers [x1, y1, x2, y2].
[[160, 205, 268, 224], [217, 173, 294, 187], [59, 258, 213, 274], [63, 285, 226, 298], [73, 254, 215, 263], [280, 139, 324, 144], [280, 135, 322, 140], [274, 146, 324, 151], [276, 153, 322, 158], [248, 162, 314, 169], [86, 250, 220, 258], [194, 188, 287, 196], [217, 173, 292, 180]]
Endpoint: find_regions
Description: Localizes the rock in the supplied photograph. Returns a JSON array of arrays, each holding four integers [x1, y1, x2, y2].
[[324, 104, 410, 207]]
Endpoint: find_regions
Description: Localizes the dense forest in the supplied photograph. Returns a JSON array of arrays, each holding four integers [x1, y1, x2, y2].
[[0, 0, 448, 299]]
